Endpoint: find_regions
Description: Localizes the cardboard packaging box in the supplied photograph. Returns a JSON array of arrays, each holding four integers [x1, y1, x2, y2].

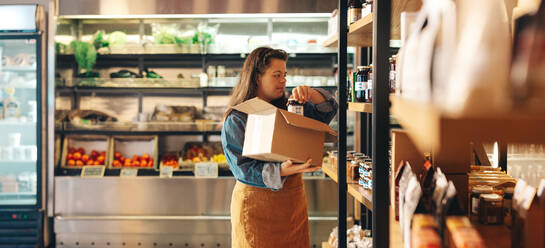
[[232, 97, 337, 166]]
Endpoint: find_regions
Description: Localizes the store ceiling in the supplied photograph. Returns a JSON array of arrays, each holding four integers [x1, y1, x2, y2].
[[58, 0, 336, 17]]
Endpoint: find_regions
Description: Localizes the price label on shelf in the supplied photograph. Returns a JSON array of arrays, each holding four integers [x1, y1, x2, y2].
[[194, 162, 218, 178], [160, 166, 174, 178], [120, 168, 138, 177], [81, 166, 105, 178]]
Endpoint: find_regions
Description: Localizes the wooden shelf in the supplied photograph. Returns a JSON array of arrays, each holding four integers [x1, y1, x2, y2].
[[321, 0, 422, 48], [348, 102, 373, 113], [321, 163, 373, 210], [390, 95, 545, 172], [323, 34, 338, 48]]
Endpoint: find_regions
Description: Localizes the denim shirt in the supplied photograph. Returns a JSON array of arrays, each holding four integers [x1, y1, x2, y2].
[[221, 88, 338, 190]]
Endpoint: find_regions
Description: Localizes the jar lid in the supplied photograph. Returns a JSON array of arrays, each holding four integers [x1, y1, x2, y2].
[[480, 193, 503, 202], [472, 185, 494, 194]]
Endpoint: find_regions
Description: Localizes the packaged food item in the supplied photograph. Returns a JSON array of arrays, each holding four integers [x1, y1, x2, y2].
[[470, 185, 494, 217], [411, 227, 441, 248], [348, 0, 362, 25], [412, 214, 437, 230], [478, 193, 503, 225], [451, 227, 486, 248], [287, 99, 304, 116], [3, 87, 19, 119], [355, 66, 367, 102]]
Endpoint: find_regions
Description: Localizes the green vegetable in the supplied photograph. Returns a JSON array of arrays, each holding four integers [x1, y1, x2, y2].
[[153, 27, 178, 44], [108, 31, 127, 46], [93, 30, 110, 50], [192, 31, 214, 45], [70, 41, 97, 78], [145, 69, 163, 79]]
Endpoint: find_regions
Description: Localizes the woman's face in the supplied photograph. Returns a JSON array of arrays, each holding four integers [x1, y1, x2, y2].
[[257, 58, 287, 102]]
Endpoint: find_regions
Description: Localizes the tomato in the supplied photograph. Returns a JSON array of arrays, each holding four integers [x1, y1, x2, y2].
[[114, 152, 122, 159], [93, 161, 100, 165], [91, 150, 99, 159], [86, 159, 94, 165], [81, 154, 89, 163], [77, 147, 85, 155], [76, 160, 84, 166], [69, 147, 76, 154], [97, 155, 105, 163], [66, 153, 73, 160], [67, 159, 75, 166], [73, 152, 82, 160]]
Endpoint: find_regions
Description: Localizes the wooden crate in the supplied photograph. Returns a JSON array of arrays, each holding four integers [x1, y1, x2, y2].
[[60, 135, 111, 168], [109, 135, 158, 169]]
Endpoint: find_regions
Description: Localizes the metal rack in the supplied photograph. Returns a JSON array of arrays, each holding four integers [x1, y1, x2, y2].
[[335, 0, 392, 247]]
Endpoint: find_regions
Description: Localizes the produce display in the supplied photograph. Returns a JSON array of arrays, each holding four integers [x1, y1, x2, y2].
[[160, 153, 180, 168], [111, 152, 154, 168], [183, 144, 209, 163], [66, 147, 106, 166]]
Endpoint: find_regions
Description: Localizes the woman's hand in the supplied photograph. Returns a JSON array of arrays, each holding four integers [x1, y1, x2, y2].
[[280, 159, 320, 176], [291, 86, 326, 104]]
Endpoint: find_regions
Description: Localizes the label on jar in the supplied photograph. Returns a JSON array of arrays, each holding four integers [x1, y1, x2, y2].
[[472, 197, 479, 214], [355, 81, 364, 91], [288, 105, 304, 116]]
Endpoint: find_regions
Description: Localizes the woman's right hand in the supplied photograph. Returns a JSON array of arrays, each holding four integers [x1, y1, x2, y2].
[[280, 159, 320, 176]]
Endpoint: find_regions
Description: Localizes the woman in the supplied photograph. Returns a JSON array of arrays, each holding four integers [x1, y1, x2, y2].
[[221, 47, 338, 247]]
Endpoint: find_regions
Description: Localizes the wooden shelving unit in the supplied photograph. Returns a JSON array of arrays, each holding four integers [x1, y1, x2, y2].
[[348, 102, 373, 113], [322, 0, 421, 48], [391, 95, 545, 170], [321, 163, 373, 210]]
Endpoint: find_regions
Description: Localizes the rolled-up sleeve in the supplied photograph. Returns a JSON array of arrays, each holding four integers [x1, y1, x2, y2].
[[303, 88, 338, 124], [221, 111, 285, 190]]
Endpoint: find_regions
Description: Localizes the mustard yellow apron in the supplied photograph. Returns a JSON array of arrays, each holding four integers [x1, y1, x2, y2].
[[230, 174, 310, 248]]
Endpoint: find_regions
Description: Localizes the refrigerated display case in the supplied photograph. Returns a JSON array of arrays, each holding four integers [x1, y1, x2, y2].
[[0, 4, 47, 247]]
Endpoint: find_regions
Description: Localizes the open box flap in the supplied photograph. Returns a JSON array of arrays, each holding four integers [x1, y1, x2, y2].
[[278, 109, 338, 142], [231, 97, 276, 115]]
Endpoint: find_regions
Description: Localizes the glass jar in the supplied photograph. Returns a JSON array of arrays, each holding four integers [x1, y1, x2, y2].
[[349, 160, 360, 180], [287, 99, 304, 116], [367, 64, 373, 102], [355, 66, 367, 102], [470, 185, 494, 218], [348, 0, 362, 25], [479, 193, 503, 225], [359, 162, 371, 179]]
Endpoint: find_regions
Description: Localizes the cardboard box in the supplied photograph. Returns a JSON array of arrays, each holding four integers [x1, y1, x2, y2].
[[232, 97, 337, 166]]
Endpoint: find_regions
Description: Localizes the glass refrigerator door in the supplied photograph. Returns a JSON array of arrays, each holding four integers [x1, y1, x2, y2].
[[0, 37, 39, 206]]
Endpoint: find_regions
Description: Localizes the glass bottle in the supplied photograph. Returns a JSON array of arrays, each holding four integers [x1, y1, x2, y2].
[[355, 66, 367, 102], [4, 87, 19, 119]]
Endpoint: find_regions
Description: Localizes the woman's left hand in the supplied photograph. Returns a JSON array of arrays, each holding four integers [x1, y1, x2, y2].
[[291, 86, 325, 104]]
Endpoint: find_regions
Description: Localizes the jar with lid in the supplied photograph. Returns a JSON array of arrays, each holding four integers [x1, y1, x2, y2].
[[367, 64, 373, 102], [479, 193, 504, 225], [349, 160, 360, 180], [287, 99, 304, 116], [470, 185, 494, 220], [359, 162, 372, 179], [389, 56, 397, 93], [348, 0, 362, 25], [355, 66, 367, 102], [366, 0, 373, 12]]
